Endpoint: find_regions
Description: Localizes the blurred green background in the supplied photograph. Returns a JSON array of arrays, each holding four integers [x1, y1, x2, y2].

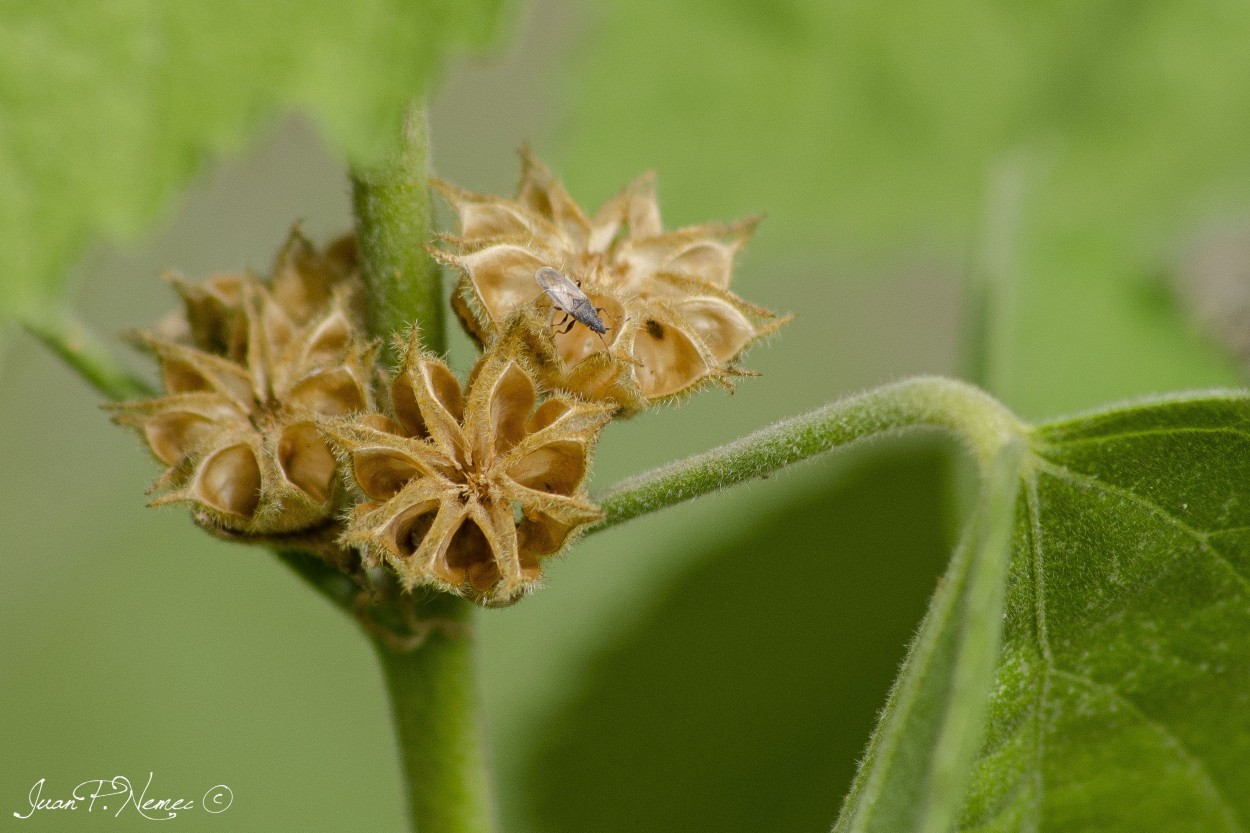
[[3, 0, 1249, 830]]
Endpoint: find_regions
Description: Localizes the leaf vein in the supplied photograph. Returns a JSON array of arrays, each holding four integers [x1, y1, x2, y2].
[[956, 681, 1045, 833], [1049, 668, 1245, 832], [957, 778, 1035, 833], [1033, 458, 1250, 596]]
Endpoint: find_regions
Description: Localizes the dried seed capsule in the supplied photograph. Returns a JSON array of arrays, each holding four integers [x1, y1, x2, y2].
[[111, 278, 377, 535], [155, 225, 360, 359], [270, 225, 361, 325], [431, 149, 789, 413], [323, 330, 614, 606]]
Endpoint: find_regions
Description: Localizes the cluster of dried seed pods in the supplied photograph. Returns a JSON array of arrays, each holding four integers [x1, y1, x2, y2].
[[111, 229, 373, 536], [113, 154, 784, 605], [431, 149, 789, 414]]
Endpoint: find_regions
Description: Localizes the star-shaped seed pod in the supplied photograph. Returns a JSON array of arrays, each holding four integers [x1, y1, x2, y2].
[[155, 225, 359, 361], [322, 331, 614, 606], [111, 279, 376, 535], [431, 149, 789, 413]]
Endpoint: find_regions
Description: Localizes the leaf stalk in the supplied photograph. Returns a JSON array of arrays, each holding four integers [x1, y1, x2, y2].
[[24, 308, 154, 400], [591, 375, 1024, 532]]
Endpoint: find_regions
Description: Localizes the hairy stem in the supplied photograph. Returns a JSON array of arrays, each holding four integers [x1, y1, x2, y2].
[[351, 102, 445, 360], [25, 308, 154, 400], [352, 102, 496, 833], [591, 376, 1024, 532], [373, 595, 496, 833]]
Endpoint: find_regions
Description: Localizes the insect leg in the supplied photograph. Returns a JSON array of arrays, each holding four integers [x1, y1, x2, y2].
[[554, 313, 577, 335]]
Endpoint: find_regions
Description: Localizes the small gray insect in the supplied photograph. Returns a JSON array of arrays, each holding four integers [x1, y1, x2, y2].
[[535, 266, 609, 344]]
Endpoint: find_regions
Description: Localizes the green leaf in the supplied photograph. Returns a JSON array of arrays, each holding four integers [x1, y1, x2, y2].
[[0, 0, 504, 319], [840, 390, 1250, 831], [958, 392, 1250, 831]]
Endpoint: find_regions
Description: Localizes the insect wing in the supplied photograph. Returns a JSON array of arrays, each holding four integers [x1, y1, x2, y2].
[[535, 267, 608, 334], [536, 267, 588, 313]]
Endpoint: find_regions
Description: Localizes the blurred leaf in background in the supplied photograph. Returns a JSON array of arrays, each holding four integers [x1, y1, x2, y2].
[[526, 440, 956, 833], [0, 0, 504, 320], [553, 0, 1250, 416]]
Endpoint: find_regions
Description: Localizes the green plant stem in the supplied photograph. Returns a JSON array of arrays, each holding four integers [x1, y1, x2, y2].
[[25, 308, 154, 400], [373, 595, 496, 833], [352, 101, 496, 833], [591, 376, 1024, 532], [961, 155, 1028, 396], [351, 102, 445, 359]]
